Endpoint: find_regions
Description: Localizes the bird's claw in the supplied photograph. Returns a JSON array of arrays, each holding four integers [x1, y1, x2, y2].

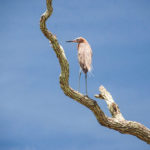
[[85, 94, 89, 98]]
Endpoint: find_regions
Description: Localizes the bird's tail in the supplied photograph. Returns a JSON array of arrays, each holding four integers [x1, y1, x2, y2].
[[88, 65, 94, 77]]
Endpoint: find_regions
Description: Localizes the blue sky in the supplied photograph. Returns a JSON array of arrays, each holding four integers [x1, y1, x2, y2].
[[0, 0, 150, 149]]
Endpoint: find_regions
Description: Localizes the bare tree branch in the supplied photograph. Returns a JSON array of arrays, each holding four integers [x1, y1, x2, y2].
[[40, 0, 150, 144], [95, 85, 125, 120]]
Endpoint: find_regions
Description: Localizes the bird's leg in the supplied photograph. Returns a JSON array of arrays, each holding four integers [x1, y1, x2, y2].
[[78, 69, 82, 92], [85, 73, 88, 96]]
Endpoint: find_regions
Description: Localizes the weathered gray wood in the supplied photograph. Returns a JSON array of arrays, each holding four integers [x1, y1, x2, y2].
[[40, 0, 150, 144]]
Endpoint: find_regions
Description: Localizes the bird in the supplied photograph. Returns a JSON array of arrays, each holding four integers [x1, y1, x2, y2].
[[66, 37, 92, 96]]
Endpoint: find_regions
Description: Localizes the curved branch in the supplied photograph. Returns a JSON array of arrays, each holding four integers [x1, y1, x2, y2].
[[40, 0, 150, 144]]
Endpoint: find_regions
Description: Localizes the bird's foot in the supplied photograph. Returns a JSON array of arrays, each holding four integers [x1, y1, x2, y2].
[[85, 94, 89, 98]]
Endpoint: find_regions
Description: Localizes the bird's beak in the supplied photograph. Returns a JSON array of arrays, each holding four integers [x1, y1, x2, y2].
[[66, 40, 77, 43]]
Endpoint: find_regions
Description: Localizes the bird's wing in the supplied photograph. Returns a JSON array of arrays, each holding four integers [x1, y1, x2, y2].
[[78, 43, 92, 73]]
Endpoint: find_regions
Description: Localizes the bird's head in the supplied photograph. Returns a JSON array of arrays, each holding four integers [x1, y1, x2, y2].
[[66, 37, 86, 43]]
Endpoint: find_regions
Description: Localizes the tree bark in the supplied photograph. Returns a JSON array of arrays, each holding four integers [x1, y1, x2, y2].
[[40, 0, 150, 144]]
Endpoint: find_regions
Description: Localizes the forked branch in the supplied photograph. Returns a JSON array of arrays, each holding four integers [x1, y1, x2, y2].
[[40, 0, 150, 144]]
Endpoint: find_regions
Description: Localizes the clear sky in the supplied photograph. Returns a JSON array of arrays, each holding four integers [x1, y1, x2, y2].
[[0, 0, 150, 150]]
